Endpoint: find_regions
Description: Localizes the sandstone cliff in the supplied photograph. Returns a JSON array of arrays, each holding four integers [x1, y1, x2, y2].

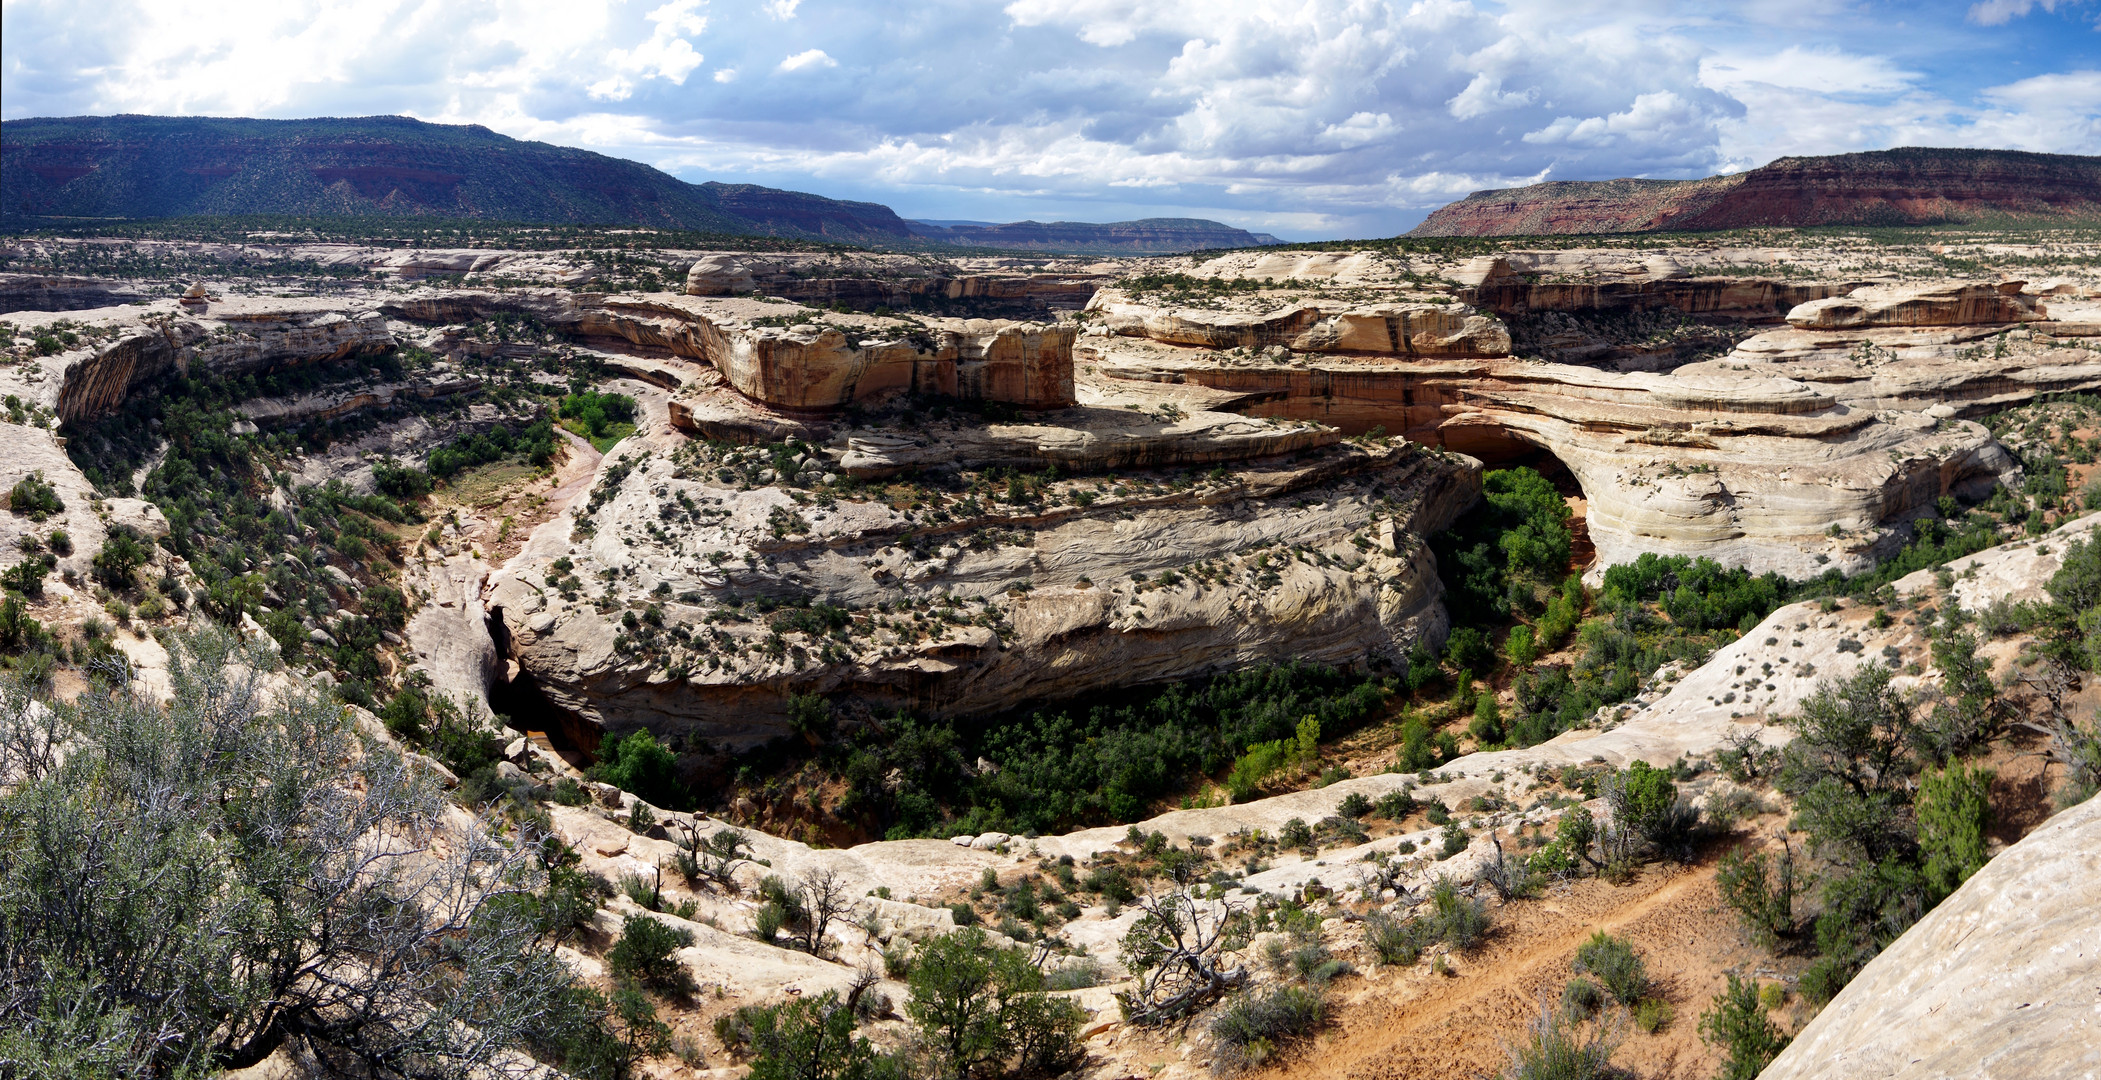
[[585, 295, 1078, 410], [486, 401, 1479, 743], [3, 298, 396, 422], [1083, 259, 2101, 579]]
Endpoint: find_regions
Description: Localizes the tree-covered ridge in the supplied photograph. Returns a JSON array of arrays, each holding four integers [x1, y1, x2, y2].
[[0, 114, 916, 242]]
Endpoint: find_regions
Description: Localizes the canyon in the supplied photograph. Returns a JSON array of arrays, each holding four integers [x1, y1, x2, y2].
[[3, 224, 2099, 1079]]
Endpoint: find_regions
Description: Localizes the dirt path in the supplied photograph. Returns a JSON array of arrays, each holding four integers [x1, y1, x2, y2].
[[543, 427, 603, 509], [1267, 853, 1762, 1080]]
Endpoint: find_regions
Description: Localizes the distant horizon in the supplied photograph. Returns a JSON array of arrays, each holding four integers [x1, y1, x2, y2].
[[6, 1, 2096, 241], [14, 109, 2097, 244]]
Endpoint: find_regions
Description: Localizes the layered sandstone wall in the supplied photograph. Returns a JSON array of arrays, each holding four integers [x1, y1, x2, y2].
[[1086, 289, 1511, 357], [11, 300, 397, 423], [1083, 271, 2101, 578], [487, 416, 1478, 743], [1784, 281, 2044, 329], [1456, 255, 1856, 319], [587, 296, 1077, 410]]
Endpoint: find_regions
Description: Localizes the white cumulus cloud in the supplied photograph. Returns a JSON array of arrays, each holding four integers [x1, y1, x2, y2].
[[776, 48, 835, 72], [4, 0, 2096, 238]]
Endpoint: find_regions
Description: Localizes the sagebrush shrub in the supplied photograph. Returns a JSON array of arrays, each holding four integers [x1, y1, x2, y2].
[[1572, 932, 1648, 1005], [1210, 986, 1325, 1072]]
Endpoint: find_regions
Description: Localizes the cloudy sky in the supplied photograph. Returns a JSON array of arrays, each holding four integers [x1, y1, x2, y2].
[[4, 0, 2098, 238]]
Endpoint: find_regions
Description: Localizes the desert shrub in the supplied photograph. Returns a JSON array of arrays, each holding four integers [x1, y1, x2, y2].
[[1336, 791, 1372, 819], [1715, 847, 1795, 951], [1526, 837, 1579, 878], [1571, 932, 1648, 1006], [1264, 934, 1349, 986], [0, 628, 620, 1078], [1699, 975, 1791, 1080], [1209, 985, 1325, 1073], [1506, 624, 1538, 666], [1279, 816, 1314, 851], [1779, 665, 1919, 865], [1560, 977, 1604, 1019], [7, 471, 62, 521], [904, 926, 1084, 1080], [1916, 627, 2003, 760], [619, 871, 661, 910], [1046, 956, 1107, 991], [371, 458, 432, 499], [1372, 788, 1417, 820], [1775, 662, 1986, 995], [1428, 876, 1489, 952], [1364, 911, 1430, 966], [607, 916, 695, 994], [736, 990, 904, 1080], [92, 524, 152, 588], [1500, 994, 1623, 1080], [1607, 760, 1692, 853], [1470, 694, 1504, 746], [1633, 999, 1673, 1034], [756, 901, 788, 941], [1917, 763, 1994, 896], [1394, 715, 1447, 770]]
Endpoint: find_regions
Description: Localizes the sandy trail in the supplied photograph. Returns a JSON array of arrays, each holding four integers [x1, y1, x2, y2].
[[1265, 848, 1763, 1080]]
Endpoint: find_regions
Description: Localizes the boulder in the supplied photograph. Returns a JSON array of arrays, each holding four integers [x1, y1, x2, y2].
[[684, 255, 759, 297]]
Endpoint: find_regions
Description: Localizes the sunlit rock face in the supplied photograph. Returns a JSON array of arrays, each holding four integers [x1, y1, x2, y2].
[[1082, 250, 2101, 580]]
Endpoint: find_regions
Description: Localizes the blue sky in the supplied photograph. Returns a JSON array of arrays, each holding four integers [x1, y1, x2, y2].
[[4, 0, 2097, 238]]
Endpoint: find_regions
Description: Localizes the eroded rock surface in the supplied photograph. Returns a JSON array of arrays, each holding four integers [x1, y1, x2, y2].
[[487, 403, 1479, 743], [585, 294, 1076, 410], [1760, 792, 2101, 1080], [1084, 253, 2101, 578]]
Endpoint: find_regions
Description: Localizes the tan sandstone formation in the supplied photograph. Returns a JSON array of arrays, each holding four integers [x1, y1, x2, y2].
[[1456, 253, 1858, 319], [581, 295, 1077, 410], [487, 420, 1477, 742], [1, 298, 396, 423], [1785, 280, 2046, 330], [1087, 288, 1511, 358], [1759, 792, 2101, 1080], [1083, 260, 2101, 578]]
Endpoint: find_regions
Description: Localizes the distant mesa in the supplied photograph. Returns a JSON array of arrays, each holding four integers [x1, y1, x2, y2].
[[0, 114, 1272, 253], [908, 217, 1285, 254], [1410, 147, 2101, 237]]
